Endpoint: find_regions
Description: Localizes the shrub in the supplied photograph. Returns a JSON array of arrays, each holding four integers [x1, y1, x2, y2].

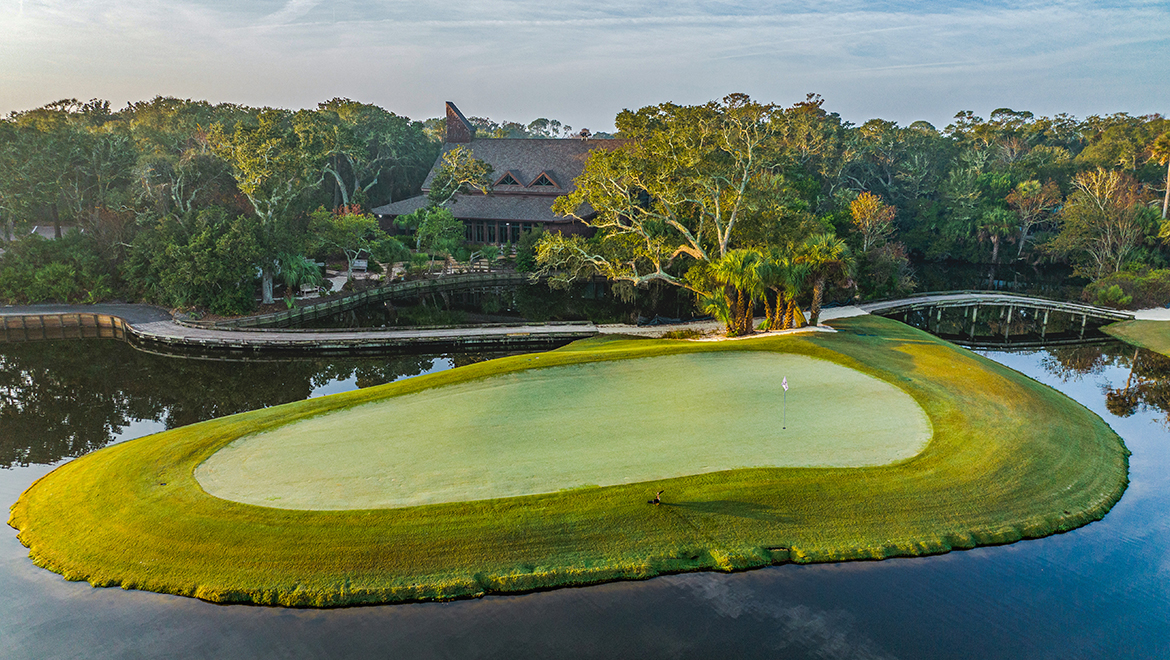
[[661, 328, 705, 340], [122, 207, 261, 315], [0, 233, 118, 304], [515, 228, 544, 272], [1083, 268, 1170, 310]]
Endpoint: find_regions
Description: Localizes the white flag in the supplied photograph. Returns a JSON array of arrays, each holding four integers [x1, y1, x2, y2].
[[782, 376, 789, 392]]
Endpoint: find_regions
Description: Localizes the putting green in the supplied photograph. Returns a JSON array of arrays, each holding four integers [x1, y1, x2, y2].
[[196, 353, 931, 509]]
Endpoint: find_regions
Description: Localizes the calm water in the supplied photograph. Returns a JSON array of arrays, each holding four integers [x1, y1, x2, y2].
[[2, 338, 1168, 659]]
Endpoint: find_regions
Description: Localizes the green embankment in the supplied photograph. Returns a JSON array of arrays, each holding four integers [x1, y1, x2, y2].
[[1104, 319, 1170, 356], [9, 316, 1130, 607]]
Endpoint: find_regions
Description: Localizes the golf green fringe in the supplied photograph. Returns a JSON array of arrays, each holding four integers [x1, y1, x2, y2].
[[9, 316, 1130, 607]]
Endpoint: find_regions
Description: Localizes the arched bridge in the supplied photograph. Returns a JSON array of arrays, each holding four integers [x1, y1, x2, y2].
[[860, 291, 1134, 344]]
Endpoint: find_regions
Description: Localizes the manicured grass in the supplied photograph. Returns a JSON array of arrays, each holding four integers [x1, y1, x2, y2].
[[9, 316, 1129, 607], [1103, 319, 1170, 356], [197, 352, 930, 509]]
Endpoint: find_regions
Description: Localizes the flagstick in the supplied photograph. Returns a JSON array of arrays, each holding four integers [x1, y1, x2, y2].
[[781, 375, 789, 430]]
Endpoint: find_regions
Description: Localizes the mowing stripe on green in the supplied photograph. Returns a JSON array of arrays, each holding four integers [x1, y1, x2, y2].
[[196, 353, 931, 510]]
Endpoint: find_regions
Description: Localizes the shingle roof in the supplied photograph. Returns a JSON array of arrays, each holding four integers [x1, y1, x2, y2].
[[421, 138, 616, 194], [374, 192, 593, 223], [373, 136, 619, 223]]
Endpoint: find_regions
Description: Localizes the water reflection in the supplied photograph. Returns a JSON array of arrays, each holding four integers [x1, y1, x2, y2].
[[1041, 342, 1170, 424], [0, 339, 502, 468], [1, 339, 1168, 659], [299, 280, 694, 329]]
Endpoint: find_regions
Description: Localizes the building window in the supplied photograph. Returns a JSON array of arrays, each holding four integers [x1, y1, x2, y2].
[[496, 172, 520, 186], [529, 172, 557, 187], [487, 223, 496, 243]]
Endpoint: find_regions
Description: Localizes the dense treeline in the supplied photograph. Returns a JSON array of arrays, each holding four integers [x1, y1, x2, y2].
[[2, 94, 1169, 322], [0, 97, 438, 312], [537, 94, 1170, 332]]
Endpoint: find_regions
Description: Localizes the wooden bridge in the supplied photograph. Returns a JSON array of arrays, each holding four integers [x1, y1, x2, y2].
[[0, 274, 596, 355], [208, 272, 539, 329], [860, 291, 1134, 343], [0, 310, 599, 355], [0, 288, 1139, 354]]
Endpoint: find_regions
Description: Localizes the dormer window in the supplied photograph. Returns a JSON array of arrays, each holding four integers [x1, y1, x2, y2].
[[495, 172, 521, 186], [529, 172, 558, 188]]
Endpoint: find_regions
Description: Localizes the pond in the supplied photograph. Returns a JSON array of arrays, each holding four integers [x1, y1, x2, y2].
[[1, 336, 1168, 658], [297, 279, 698, 329]]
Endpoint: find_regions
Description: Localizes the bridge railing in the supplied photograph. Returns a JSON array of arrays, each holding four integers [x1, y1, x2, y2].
[[860, 290, 1134, 321], [184, 272, 537, 330]]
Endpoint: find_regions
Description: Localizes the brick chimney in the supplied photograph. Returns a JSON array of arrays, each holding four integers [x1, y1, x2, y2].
[[445, 102, 474, 144]]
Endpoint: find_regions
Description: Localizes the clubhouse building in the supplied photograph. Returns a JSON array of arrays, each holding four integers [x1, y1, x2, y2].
[[372, 102, 617, 244]]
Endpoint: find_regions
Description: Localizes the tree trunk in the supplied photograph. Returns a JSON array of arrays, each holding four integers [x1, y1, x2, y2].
[[764, 293, 777, 331], [810, 277, 825, 326], [261, 268, 275, 305], [782, 300, 794, 330], [990, 235, 1000, 265], [735, 288, 748, 335], [722, 288, 735, 335], [51, 203, 61, 239], [790, 301, 805, 328], [1163, 160, 1169, 220], [741, 294, 754, 335]]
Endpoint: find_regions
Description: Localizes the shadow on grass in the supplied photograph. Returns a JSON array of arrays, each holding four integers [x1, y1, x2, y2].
[[664, 500, 792, 522]]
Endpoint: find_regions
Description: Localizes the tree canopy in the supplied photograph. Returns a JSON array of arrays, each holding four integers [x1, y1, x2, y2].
[[3, 93, 1170, 320]]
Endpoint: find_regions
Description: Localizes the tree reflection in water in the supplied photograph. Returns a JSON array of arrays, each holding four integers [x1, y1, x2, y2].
[[1041, 342, 1170, 424], [0, 339, 502, 468]]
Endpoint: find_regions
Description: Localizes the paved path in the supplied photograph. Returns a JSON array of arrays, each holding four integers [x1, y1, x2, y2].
[[131, 320, 599, 351], [1132, 308, 1170, 321]]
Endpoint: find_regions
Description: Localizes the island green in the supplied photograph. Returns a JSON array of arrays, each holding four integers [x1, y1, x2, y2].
[[9, 316, 1129, 607]]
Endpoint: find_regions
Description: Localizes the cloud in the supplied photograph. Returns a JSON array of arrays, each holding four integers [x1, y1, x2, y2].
[[0, 1, 1166, 131], [674, 573, 901, 659], [262, 0, 323, 26]]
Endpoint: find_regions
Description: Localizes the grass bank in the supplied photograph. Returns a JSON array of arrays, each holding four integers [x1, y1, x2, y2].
[[1104, 319, 1170, 356], [9, 316, 1129, 607]]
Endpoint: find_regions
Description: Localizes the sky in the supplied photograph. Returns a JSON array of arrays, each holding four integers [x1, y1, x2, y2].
[[1, 0, 1167, 132]]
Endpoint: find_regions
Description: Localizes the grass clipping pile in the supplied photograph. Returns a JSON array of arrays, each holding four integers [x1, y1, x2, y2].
[[9, 316, 1129, 607]]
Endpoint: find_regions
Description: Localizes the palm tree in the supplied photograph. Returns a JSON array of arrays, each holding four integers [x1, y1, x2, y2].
[[755, 247, 810, 331], [276, 253, 324, 307], [779, 260, 810, 330], [755, 249, 786, 330], [977, 208, 1018, 266], [707, 249, 764, 336], [798, 234, 850, 326]]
